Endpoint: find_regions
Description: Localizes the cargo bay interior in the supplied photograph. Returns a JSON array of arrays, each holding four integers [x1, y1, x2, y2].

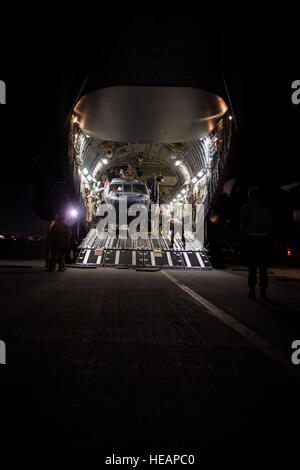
[[68, 86, 232, 269], [70, 86, 232, 224]]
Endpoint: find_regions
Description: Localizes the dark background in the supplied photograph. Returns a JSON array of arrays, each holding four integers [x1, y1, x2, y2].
[[0, 4, 300, 456], [0, 4, 299, 235]]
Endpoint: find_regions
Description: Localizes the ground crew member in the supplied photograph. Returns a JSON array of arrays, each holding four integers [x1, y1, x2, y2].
[[45, 214, 58, 271], [241, 186, 272, 299], [147, 173, 158, 203], [50, 214, 71, 272], [86, 192, 95, 224], [170, 218, 175, 248], [124, 163, 138, 179]]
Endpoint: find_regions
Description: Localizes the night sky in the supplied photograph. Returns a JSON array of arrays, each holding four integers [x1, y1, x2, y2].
[[0, 5, 300, 235]]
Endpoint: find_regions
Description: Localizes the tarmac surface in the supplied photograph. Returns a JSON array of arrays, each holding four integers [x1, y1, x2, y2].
[[0, 260, 300, 450]]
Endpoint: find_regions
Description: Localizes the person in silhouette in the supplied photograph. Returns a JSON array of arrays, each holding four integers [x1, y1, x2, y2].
[[107, 167, 116, 182], [45, 213, 58, 271], [147, 173, 158, 203], [50, 214, 71, 272], [170, 218, 175, 248], [241, 186, 272, 299]]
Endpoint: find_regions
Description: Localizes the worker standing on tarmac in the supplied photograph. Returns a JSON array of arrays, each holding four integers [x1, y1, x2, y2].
[[50, 214, 71, 272], [241, 186, 272, 299], [45, 214, 58, 271]]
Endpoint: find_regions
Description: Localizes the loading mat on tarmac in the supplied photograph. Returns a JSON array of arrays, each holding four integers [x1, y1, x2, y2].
[[76, 229, 212, 270]]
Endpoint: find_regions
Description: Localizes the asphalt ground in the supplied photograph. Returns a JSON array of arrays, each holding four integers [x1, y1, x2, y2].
[[0, 261, 299, 450]]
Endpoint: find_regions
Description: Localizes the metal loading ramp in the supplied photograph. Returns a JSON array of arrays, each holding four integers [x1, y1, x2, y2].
[[76, 229, 212, 270]]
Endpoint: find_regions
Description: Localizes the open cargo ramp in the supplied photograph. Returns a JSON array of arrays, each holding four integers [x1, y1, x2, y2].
[[76, 229, 212, 270]]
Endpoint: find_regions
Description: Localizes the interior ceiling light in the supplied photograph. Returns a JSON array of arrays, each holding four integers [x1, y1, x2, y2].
[[198, 170, 204, 178], [229, 115, 233, 120], [102, 158, 108, 165], [87, 175, 93, 181], [175, 160, 181, 166], [172, 199, 176, 203], [192, 177, 197, 183], [83, 168, 89, 175]]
